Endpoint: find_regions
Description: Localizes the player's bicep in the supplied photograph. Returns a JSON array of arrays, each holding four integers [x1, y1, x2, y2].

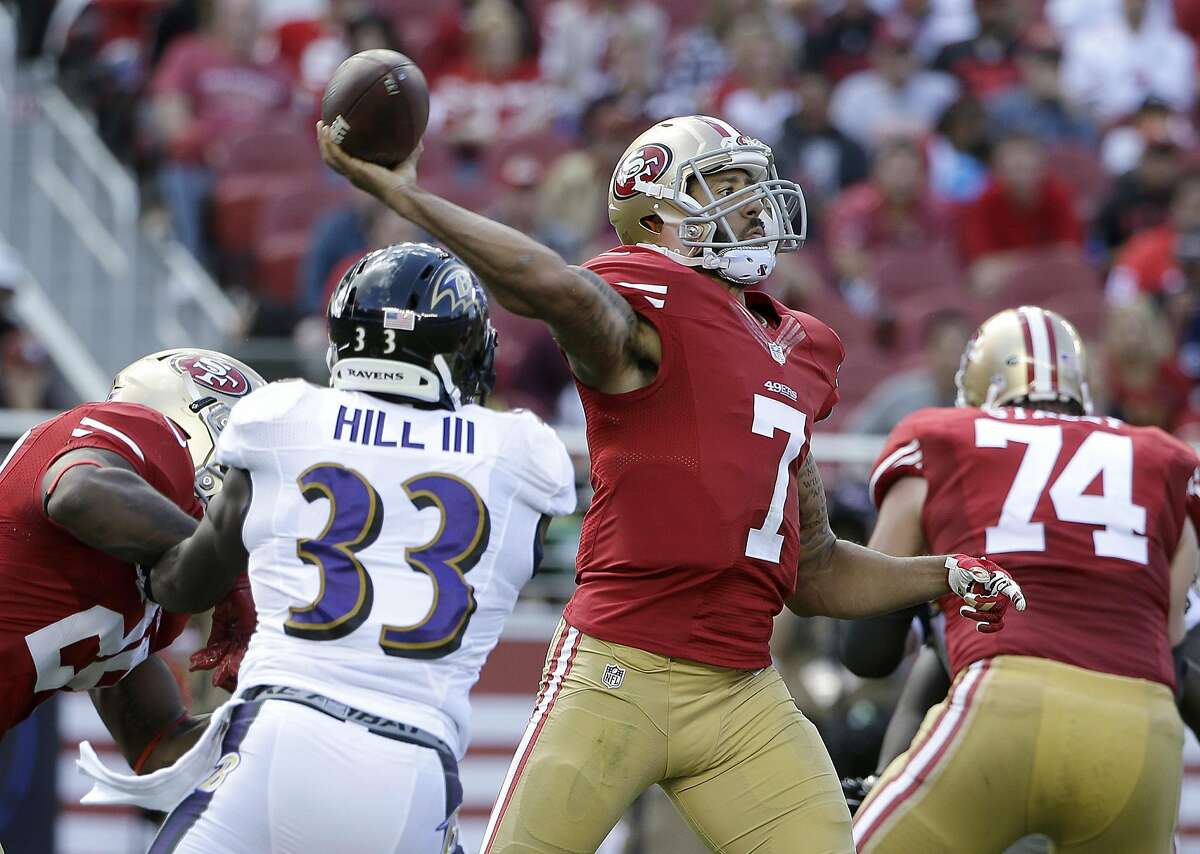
[[868, 477, 929, 558], [1170, 518, 1198, 646], [553, 267, 660, 392], [42, 448, 137, 514]]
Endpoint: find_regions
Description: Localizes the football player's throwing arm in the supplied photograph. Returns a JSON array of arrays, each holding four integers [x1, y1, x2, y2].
[[316, 124, 659, 395]]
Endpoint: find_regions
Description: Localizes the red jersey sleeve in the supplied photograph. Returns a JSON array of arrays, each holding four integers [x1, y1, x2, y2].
[[793, 309, 845, 421], [43, 401, 201, 518], [868, 409, 943, 508]]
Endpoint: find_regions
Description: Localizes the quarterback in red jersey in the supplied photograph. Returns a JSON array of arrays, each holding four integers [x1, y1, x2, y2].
[[317, 113, 1024, 853], [853, 306, 1197, 854], [0, 349, 264, 772]]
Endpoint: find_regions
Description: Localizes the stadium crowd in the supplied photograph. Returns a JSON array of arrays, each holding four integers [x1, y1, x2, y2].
[[11, 0, 1200, 436], [8, 0, 1200, 813]]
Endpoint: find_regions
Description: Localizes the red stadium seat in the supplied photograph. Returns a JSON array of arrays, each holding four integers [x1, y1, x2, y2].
[[211, 174, 300, 257], [250, 182, 353, 303], [982, 249, 1101, 317], [211, 125, 321, 178], [255, 232, 309, 304], [873, 244, 964, 301], [255, 181, 352, 241], [1044, 144, 1110, 220]]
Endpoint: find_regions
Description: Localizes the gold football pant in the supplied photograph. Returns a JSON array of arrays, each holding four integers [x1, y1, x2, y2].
[[481, 620, 853, 853], [854, 655, 1184, 854]]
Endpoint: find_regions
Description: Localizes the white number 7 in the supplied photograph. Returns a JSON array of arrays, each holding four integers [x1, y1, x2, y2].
[[746, 394, 808, 563]]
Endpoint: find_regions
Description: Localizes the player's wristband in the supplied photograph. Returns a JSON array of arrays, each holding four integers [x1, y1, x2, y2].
[[131, 712, 189, 774]]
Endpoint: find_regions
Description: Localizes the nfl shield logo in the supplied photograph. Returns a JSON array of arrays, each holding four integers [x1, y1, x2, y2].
[[602, 663, 626, 690]]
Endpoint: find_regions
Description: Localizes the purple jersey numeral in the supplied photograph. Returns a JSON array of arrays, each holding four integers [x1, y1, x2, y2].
[[379, 474, 489, 659], [285, 464, 382, 641], [283, 465, 489, 658]]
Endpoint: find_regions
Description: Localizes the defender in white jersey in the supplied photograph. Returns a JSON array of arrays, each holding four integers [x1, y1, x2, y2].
[[133, 244, 575, 854]]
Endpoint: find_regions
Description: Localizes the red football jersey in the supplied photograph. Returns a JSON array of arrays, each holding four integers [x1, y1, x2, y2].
[[870, 406, 1200, 688], [0, 402, 201, 735], [563, 246, 845, 669]]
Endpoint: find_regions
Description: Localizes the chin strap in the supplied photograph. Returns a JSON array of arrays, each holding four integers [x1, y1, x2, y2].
[[636, 244, 777, 285]]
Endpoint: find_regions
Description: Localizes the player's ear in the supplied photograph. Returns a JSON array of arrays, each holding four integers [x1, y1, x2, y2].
[[639, 215, 664, 234]]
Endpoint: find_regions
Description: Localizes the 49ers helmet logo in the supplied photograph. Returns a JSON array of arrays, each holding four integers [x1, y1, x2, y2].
[[174, 355, 252, 397], [613, 144, 673, 200]]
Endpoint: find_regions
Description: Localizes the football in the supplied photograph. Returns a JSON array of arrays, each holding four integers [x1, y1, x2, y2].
[[321, 49, 429, 168]]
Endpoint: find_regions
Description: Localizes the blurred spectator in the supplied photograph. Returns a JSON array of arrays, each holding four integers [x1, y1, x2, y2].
[[1060, 0, 1195, 124], [866, 0, 980, 61], [291, 8, 402, 104], [649, 0, 799, 118], [1170, 230, 1200, 381], [538, 0, 667, 117], [486, 153, 546, 236], [0, 253, 51, 410], [825, 138, 954, 309], [985, 22, 1096, 145], [427, 0, 552, 148], [846, 309, 972, 434], [1093, 137, 1181, 255], [1099, 95, 1195, 176], [149, 0, 294, 266], [926, 95, 989, 202], [1104, 296, 1194, 429], [299, 193, 375, 315], [829, 18, 960, 150], [932, 0, 1027, 98], [775, 73, 870, 215], [1045, 0, 1175, 38], [959, 133, 1084, 293], [1106, 172, 1200, 303], [802, 0, 881, 83], [710, 21, 798, 146], [537, 95, 637, 260]]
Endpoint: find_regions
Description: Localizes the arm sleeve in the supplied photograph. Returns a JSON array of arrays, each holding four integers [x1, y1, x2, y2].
[[44, 402, 197, 512], [868, 411, 931, 509], [500, 413, 577, 517]]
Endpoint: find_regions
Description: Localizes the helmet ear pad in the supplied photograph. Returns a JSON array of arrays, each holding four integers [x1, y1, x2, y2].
[[326, 242, 498, 408]]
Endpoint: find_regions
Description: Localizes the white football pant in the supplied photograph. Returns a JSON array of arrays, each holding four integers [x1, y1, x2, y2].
[[147, 699, 460, 854]]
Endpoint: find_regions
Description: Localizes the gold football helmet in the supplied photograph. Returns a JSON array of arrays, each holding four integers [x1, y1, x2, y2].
[[607, 115, 806, 285], [108, 349, 266, 502], [956, 306, 1092, 414]]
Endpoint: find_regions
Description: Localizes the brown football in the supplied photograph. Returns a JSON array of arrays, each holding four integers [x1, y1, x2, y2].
[[321, 49, 429, 168]]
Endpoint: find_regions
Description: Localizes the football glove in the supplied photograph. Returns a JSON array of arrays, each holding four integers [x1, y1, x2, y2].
[[189, 573, 255, 692], [841, 775, 877, 815], [945, 554, 1026, 634]]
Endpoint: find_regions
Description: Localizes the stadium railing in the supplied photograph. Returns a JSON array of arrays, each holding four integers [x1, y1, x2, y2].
[[0, 4, 240, 385]]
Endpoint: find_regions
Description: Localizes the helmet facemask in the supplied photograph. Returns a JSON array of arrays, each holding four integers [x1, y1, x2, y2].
[[636, 137, 806, 285]]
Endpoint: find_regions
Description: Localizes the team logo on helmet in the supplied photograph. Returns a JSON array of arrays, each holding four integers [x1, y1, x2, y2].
[[613, 144, 673, 200], [173, 355, 252, 397]]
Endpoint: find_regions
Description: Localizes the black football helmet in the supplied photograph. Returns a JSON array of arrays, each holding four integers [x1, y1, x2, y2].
[[326, 243, 497, 408]]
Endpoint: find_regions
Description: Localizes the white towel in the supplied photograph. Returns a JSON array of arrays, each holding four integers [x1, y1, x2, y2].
[[76, 698, 245, 813]]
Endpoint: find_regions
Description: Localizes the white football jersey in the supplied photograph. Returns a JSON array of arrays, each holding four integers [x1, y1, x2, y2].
[[216, 380, 575, 758]]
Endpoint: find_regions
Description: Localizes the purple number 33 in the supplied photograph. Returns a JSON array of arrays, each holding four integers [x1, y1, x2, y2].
[[284, 464, 489, 659]]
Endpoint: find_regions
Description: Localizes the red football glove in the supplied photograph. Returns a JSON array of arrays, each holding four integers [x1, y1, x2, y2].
[[945, 555, 1026, 634], [189, 573, 255, 692]]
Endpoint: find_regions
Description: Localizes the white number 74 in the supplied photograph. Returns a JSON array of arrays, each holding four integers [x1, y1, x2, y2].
[[975, 420, 1147, 564], [746, 394, 808, 564]]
